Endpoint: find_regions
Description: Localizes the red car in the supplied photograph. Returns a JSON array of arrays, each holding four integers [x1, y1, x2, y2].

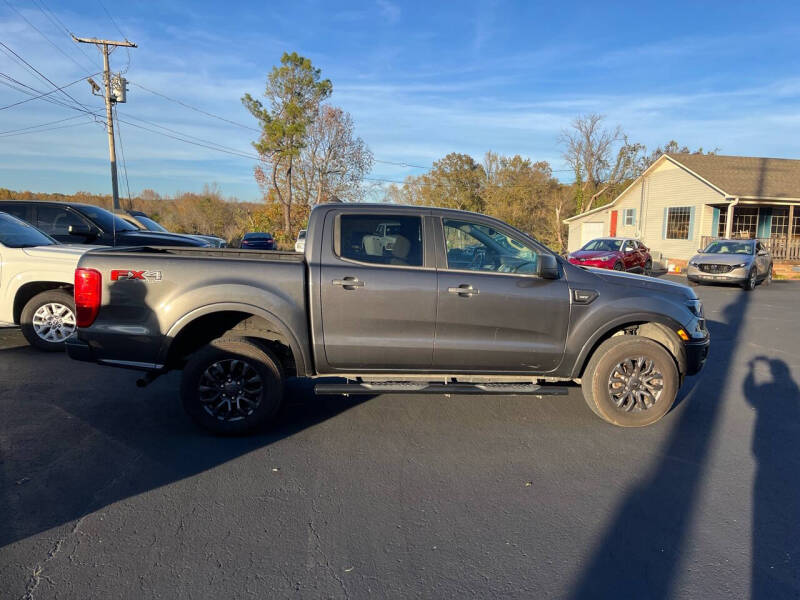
[[568, 237, 652, 274]]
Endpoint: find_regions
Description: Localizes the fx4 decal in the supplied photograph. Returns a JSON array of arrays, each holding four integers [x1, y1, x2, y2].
[[110, 269, 163, 282]]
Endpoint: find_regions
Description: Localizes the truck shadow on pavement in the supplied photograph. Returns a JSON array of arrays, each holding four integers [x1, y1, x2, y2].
[[0, 362, 369, 549], [569, 292, 757, 599]]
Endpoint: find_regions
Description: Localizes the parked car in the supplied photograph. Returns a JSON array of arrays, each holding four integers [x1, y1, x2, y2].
[[240, 232, 275, 250], [294, 229, 307, 253], [568, 238, 652, 274], [0, 200, 210, 247], [687, 239, 773, 290], [67, 203, 709, 435], [0, 212, 97, 351], [123, 210, 227, 247]]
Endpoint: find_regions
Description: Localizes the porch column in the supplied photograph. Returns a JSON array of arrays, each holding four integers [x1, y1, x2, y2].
[[789, 204, 795, 239], [725, 201, 735, 238]]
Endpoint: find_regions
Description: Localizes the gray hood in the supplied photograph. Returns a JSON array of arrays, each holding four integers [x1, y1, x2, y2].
[[587, 267, 697, 300], [690, 253, 753, 266]]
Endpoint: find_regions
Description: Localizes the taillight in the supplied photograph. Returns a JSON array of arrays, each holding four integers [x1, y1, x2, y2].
[[74, 268, 102, 327]]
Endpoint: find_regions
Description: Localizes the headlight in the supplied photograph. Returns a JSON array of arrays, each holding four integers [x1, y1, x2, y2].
[[689, 259, 698, 266], [599, 254, 614, 261], [732, 262, 747, 269], [686, 299, 704, 318]]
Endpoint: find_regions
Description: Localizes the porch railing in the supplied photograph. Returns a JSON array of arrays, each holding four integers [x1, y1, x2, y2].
[[700, 236, 800, 261]]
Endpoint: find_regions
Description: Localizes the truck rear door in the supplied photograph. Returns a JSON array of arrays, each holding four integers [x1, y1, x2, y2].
[[317, 210, 437, 370]]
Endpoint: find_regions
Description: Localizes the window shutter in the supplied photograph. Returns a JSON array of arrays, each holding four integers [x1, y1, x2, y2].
[[662, 207, 669, 239], [711, 207, 720, 238], [631, 208, 637, 226], [688, 207, 696, 240]]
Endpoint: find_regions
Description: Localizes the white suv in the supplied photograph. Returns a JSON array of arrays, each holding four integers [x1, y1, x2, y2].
[[0, 212, 95, 350]]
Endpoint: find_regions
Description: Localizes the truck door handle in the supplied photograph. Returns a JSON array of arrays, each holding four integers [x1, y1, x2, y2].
[[332, 277, 365, 289], [448, 284, 479, 297]]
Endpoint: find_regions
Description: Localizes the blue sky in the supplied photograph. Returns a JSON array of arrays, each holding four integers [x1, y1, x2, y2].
[[1, 0, 799, 201]]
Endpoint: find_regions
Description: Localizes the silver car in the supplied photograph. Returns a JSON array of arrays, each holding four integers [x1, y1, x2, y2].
[[687, 239, 773, 290]]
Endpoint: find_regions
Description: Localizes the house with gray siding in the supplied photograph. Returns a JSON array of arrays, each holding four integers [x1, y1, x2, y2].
[[564, 153, 800, 264]]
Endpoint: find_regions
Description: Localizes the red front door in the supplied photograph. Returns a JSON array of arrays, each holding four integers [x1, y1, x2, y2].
[[610, 211, 618, 237]]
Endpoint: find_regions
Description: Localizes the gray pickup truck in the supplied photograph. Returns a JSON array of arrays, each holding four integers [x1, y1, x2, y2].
[[67, 204, 709, 434]]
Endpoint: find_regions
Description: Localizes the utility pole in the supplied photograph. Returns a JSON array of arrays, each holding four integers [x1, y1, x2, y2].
[[72, 35, 136, 210]]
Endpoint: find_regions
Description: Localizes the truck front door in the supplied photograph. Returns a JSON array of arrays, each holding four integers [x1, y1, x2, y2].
[[319, 212, 436, 370], [433, 217, 571, 373]]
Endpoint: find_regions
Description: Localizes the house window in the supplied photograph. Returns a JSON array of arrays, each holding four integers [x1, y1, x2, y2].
[[793, 213, 800, 238], [771, 207, 788, 237], [623, 208, 635, 226], [732, 207, 759, 239], [665, 207, 691, 239], [717, 208, 727, 238]]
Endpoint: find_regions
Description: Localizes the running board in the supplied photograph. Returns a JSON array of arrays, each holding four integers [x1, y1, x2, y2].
[[314, 381, 569, 396]]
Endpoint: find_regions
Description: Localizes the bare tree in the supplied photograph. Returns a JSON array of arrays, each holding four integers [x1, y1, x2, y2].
[[560, 114, 644, 212], [297, 106, 374, 204]]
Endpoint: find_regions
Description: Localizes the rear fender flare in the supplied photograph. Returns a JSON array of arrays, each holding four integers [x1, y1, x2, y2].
[[159, 302, 309, 376]]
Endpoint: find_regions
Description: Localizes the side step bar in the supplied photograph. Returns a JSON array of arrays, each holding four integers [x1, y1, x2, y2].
[[314, 381, 569, 396]]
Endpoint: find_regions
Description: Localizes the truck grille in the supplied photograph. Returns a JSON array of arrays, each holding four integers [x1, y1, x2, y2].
[[699, 264, 734, 274]]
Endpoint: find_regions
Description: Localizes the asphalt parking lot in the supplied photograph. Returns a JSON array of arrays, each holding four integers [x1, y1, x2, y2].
[[1, 277, 799, 599]]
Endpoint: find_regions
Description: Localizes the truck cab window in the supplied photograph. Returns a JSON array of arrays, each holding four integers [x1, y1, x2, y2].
[[338, 214, 423, 267], [443, 219, 538, 274]]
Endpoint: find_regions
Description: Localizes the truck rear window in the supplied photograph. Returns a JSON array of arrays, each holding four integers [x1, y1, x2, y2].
[[338, 214, 423, 267]]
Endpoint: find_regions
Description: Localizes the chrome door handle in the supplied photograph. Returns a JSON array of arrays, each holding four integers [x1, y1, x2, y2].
[[332, 277, 365, 289], [448, 284, 479, 297]]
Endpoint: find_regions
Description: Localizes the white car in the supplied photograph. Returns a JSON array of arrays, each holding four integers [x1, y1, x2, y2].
[[0, 212, 95, 351], [294, 229, 307, 253]]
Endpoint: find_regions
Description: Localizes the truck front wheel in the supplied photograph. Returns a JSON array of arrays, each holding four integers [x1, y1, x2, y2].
[[181, 337, 284, 435], [581, 336, 679, 427]]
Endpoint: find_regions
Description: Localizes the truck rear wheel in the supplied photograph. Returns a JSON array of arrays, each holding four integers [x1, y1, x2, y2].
[[20, 288, 76, 351], [581, 336, 678, 427], [181, 337, 284, 435]]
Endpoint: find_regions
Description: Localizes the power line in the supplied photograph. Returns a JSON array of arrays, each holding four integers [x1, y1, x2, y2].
[[113, 104, 133, 205], [130, 82, 261, 132], [0, 112, 86, 134], [0, 71, 103, 114], [0, 118, 96, 137], [30, 0, 102, 68], [96, 0, 131, 72], [0, 41, 94, 114], [3, 0, 95, 73]]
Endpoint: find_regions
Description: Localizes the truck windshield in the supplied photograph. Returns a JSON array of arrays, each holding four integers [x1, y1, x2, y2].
[[0, 212, 56, 248], [703, 241, 753, 255]]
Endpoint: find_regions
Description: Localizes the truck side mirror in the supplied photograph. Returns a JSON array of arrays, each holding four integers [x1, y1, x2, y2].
[[538, 254, 560, 280], [68, 223, 97, 238]]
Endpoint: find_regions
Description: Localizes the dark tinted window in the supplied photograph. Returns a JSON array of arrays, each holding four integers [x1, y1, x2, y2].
[[136, 215, 168, 232], [36, 206, 87, 236], [338, 214, 423, 267], [0, 204, 29, 221], [244, 233, 273, 240], [77, 205, 137, 232], [0, 213, 56, 248]]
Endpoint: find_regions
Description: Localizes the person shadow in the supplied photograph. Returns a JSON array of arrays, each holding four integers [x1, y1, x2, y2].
[[744, 357, 800, 598]]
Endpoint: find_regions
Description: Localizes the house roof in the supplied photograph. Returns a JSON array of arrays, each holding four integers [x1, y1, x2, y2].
[[667, 153, 800, 200]]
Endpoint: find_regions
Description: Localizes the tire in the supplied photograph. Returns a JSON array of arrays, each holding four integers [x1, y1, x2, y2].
[[581, 336, 679, 427], [743, 267, 757, 291], [763, 264, 773, 286], [613, 261, 624, 271], [643, 259, 652, 276], [20, 288, 76, 351], [181, 337, 284, 435]]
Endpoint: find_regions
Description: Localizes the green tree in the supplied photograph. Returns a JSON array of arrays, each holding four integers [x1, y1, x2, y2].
[[415, 152, 486, 212], [242, 52, 332, 233]]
